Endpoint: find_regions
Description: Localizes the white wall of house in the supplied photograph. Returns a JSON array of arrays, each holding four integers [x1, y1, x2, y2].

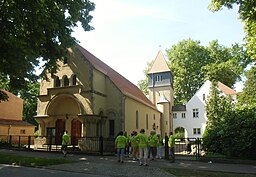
[[173, 80, 211, 138]]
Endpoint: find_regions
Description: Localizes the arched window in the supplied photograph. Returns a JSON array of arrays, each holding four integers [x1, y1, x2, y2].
[[63, 57, 68, 64], [55, 77, 61, 87], [63, 75, 69, 86], [72, 75, 77, 85], [146, 114, 148, 130], [136, 110, 139, 129]]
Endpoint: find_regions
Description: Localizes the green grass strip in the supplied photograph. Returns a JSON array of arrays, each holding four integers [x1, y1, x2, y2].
[[0, 152, 75, 167]]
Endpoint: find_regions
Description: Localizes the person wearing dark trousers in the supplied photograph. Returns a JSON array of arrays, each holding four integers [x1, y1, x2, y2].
[[62, 130, 70, 157], [168, 132, 175, 163]]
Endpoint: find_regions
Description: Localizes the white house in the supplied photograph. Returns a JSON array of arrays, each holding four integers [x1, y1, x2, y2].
[[172, 80, 237, 138]]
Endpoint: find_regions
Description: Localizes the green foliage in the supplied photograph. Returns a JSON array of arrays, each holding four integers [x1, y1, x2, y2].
[[203, 84, 256, 159], [209, 0, 256, 61], [137, 60, 153, 95], [0, 152, 74, 167], [202, 42, 251, 88], [166, 39, 249, 105], [167, 39, 210, 104], [238, 66, 256, 106], [0, 0, 95, 101], [20, 81, 40, 125]]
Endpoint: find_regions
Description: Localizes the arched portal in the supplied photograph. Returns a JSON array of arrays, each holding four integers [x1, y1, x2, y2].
[[44, 94, 83, 143], [174, 127, 185, 139]]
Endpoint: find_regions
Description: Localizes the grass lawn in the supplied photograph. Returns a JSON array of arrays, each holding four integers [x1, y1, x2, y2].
[[163, 168, 256, 177], [0, 152, 75, 167]]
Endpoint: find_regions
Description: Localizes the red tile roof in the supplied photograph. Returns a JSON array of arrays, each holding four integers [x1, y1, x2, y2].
[[218, 82, 237, 95], [76, 45, 157, 110], [0, 119, 35, 126]]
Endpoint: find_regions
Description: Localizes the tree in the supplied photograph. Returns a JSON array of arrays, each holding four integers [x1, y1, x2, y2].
[[137, 61, 153, 95], [0, 0, 95, 100], [238, 66, 256, 106], [209, 0, 256, 61], [202, 41, 250, 88], [166, 39, 250, 105], [166, 39, 210, 105]]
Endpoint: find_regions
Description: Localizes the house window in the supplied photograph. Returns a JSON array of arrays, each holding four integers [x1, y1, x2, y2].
[[109, 120, 115, 137], [72, 75, 77, 85], [55, 77, 61, 87], [136, 111, 139, 129], [146, 114, 149, 130], [193, 128, 201, 135], [203, 94, 206, 101], [153, 114, 155, 120], [63, 75, 69, 86], [182, 113, 186, 118], [20, 129, 25, 134], [173, 113, 177, 119], [193, 108, 199, 118]]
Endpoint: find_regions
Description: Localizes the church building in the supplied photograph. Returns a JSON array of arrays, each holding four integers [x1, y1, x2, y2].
[[35, 45, 172, 144]]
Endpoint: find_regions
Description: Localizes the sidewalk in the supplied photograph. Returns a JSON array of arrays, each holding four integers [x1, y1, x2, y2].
[[1, 149, 256, 176]]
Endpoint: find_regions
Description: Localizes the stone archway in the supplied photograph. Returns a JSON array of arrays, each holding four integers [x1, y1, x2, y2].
[[45, 94, 83, 143], [174, 127, 185, 139]]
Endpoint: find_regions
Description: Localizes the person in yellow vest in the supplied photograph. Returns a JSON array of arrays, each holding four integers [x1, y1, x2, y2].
[[168, 131, 175, 163], [62, 130, 70, 157], [156, 134, 163, 159], [136, 128, 148, 166], [115, 131, 127, 163], [130, 131, 139, 161], [148, 131, 158, 160]]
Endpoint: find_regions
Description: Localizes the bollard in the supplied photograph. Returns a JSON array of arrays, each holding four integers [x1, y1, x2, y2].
[[99, 136, 103, 155], [164, 135, 169, 160]]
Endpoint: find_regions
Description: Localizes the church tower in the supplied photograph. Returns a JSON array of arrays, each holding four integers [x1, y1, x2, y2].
[[148, 51, 174, 135]]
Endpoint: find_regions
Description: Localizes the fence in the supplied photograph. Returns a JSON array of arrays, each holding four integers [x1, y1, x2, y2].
[[0, 135, 203, 159]]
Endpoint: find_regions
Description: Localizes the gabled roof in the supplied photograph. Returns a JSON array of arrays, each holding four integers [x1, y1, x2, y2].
[[172, 105, 186, 111], [148, 50, 170, 74], [218, 81, 237, 95], [76, 45, 157, 110]]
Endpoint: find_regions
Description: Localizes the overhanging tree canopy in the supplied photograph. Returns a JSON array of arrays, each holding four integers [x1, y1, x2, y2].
[[0, 0, 95, 99]]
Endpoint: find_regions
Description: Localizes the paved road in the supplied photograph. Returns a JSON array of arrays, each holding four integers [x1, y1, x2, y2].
[[1, 149, 256, 177], [0, 164, 106, 177]]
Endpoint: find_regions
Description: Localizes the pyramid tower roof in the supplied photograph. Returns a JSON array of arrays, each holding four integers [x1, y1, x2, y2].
[[148, 50, 170, 74]]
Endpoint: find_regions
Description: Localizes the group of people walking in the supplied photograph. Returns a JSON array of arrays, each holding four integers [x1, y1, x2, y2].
[[115, 129, 175, 166]]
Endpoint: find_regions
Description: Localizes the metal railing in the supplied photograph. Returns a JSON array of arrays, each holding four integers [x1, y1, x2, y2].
[[0, 135, 202, 159]]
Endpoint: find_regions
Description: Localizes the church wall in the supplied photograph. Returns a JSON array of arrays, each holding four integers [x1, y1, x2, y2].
[[125, 97, 161, 136], [92, 70, 107, 114]]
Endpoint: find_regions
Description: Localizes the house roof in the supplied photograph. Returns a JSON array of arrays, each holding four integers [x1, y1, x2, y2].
[[148, 50, 170, 74], [76, 45, 157, 110], [218, 81, 237, 95], [172, 105, 186, 111], [0, 119, 35, 126]]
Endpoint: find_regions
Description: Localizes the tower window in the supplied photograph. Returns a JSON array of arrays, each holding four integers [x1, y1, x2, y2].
[[63, 75, 69, 86], [72, 75, 77, 85], [155, 75, 163, 82], [63, 57, 68, 64], [55, 77, 61, 87]]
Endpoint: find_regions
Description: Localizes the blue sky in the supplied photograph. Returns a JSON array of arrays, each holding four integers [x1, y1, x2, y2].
[[72, 0, 245, 90]]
